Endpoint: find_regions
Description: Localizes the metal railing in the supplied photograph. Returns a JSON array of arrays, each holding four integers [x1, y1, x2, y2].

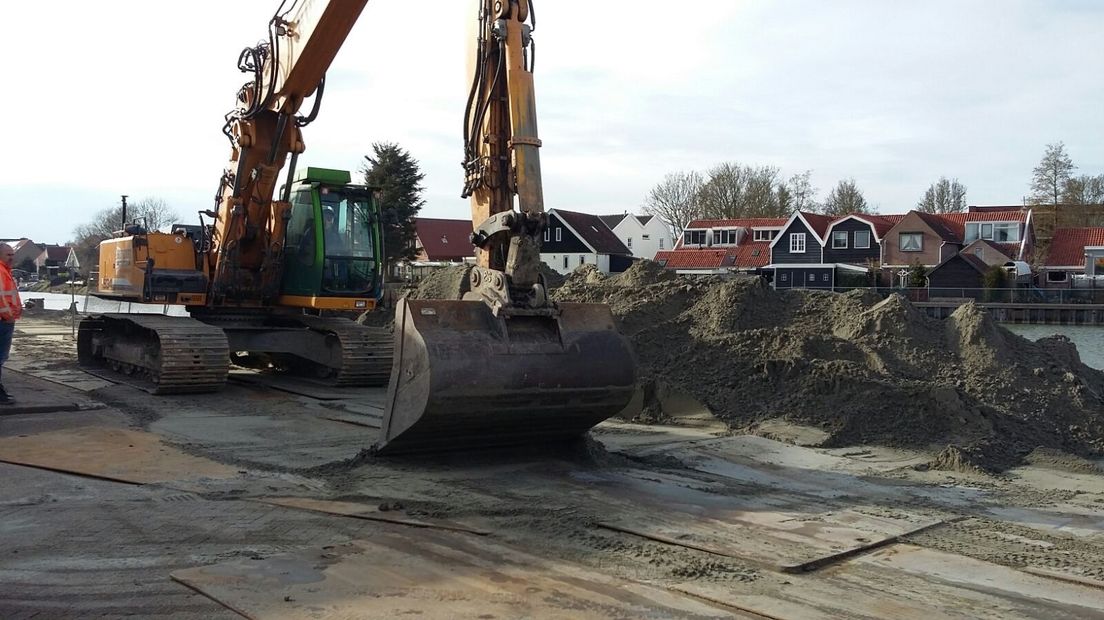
[[830, 286, 1104, 305]]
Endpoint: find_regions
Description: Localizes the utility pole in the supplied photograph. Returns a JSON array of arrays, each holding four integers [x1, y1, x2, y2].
[[120, 195, 129, 230]]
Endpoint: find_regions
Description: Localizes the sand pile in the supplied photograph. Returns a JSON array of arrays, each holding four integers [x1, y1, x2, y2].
[[553, 261, 1104, 472]]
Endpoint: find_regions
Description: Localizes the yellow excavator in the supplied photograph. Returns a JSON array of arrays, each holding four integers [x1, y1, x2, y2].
[[78, 0, 637, 454]]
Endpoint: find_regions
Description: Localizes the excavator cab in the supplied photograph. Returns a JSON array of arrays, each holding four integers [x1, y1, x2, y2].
[[279, 167, 384, 310]]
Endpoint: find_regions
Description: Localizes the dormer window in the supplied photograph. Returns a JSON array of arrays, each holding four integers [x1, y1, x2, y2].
[[716, 229, 739, 245], [685, 230, 707, 245], [753, 229, 778, 242], [966, 222, 1020, 243]]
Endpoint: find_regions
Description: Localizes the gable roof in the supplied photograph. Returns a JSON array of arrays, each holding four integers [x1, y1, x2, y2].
[[553, 209, 632, 255], [42, 245, 73, 261], [1046, 228, 1104, 267], [769, 211, 833, 247], [413, 218, 475, 261], [931, 251, 990, 275], [598, 214, 628, 229], [824, 213, 905, 242], [635, 215, 655, 226]]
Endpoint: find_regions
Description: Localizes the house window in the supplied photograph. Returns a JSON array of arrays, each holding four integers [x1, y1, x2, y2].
[[965, 223, 979, 242], [751, 249, 761, 256], [627, 237, 633, 249], [823, 273, 830, 282], [716, 229, 739, 245], [808, 273, 816, 282], [789, 233, 806, 253], [780, 273, 789, 282], [993, 223, 1019, 242], [753, 229, 777, 242], [556, 228, 562, 242], [854, 230, 870, 249], [579, 255, 585, 265], [980, 223, 993, 240], [659, 238, 664, 249], [832, 231, 848, 249], [685, 230, 707, 245], [562, 255, 567, 269], [544, 229, 550, 242], [1047, 271, 1068, 282], [642, 234, 650, 240], [900, 232, 922, 252]]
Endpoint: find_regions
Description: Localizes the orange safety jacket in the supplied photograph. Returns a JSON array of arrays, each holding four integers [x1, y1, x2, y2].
[[0, 263, 22, 322]]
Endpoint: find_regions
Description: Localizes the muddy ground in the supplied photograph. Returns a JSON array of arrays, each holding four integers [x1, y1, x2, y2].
[[3, 306, 1104, 618]]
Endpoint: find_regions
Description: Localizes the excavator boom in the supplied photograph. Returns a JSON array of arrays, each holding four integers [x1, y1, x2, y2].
[[376, 0, 637, 454]]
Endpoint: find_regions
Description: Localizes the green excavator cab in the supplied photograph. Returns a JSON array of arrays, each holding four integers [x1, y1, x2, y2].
[[280, 167, 384, 305]]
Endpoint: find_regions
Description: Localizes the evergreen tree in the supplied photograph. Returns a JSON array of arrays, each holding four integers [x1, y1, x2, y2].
[[360, 142, 426, 277]]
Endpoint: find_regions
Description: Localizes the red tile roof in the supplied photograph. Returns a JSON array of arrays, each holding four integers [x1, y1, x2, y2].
[[414, 218, 475, 261], [685, 218, 788, 229], [554, 209, 632, 255], [1045, 228, 1104, 267], [733, 241, 771, 268], [654, 241, 771, 270], [654, 249, 734, 270]]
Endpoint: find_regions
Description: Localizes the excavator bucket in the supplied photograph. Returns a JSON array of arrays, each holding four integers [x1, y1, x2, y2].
[[376, 298, 636, 454]]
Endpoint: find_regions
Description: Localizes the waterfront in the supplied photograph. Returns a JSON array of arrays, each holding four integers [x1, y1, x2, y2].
[[1004, 323, 1104, 370]]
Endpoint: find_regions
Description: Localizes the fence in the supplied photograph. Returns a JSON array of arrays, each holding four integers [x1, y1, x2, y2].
[[831, 287, 1104, 305]]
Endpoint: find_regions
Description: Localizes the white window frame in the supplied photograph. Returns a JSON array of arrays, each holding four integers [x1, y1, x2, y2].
[[562, 255, 567, 269], [627, 237, 633, 249], [980, 223, 993, 240], [780, 273, 789, 282], [555, 227, 562, 242], [754, 229, 777, 242], [789, 233, 807, 253], [808, 273, 816, 282], [822, 273, 830, 282], [965, 222, 979, 243], [659, 238, 664, 249], [993, 222, 1019, 242], [831, 231, 848, 249], [900, 232, 923, 252], [579, 255, 585, 265], [854, 230, 871, 249], [544, 229, 550, 242], [717, 229, 739, 245], [642, 234, 650, 240]]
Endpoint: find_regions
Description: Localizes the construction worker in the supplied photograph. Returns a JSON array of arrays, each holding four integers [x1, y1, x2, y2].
[[0, 242, 22, 404]]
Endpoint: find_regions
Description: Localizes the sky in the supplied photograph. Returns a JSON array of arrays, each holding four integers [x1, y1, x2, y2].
[[3, 0, 1102, 244]]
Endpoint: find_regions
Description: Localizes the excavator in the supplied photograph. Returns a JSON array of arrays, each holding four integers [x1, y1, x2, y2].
[[78, 0, 637, 454]]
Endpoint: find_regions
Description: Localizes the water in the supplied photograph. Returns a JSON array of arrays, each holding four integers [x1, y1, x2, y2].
[[1004, 324, 1104, 370], [20, 291, 188, 317]]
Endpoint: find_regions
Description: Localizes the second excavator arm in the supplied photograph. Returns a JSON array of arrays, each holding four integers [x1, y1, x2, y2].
[[463, 0, 550, 314]]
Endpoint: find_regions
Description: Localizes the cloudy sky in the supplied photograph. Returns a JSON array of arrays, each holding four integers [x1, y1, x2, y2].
[[4, 0, 1102, 244]]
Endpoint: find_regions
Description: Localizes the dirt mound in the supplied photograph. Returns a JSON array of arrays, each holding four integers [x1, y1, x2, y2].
[[406, 264, 472, 300], [552, 270, 1104, 472]]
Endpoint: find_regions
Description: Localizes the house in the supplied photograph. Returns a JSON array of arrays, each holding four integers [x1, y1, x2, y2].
[[412, 218, 475, 262], [821, 214, 904, 286], [881, 209, 1033, 284], [35, 245, 79, 278], [598, 213, 672, 259], [3, 238, 43, 273], [1041, 228, 1104, 288], [542, 209, 634, 275], [765, 211, 846, 289]]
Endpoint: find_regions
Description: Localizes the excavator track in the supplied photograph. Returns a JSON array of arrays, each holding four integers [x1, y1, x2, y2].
[[77, 314, 229, 394], [286, 316, 393, 387]]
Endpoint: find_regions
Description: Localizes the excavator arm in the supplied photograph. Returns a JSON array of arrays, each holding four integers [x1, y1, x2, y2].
[[209, 0, 370, 304]]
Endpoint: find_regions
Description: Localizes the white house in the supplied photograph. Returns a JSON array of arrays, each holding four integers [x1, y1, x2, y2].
[[542, 209, 634, 275], [598, 214, 672, 260]]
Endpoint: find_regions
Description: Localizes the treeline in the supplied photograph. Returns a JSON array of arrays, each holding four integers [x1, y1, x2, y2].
[[644, 141, 1103, 240]]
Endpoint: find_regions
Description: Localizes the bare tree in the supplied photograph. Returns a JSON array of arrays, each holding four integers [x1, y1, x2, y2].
[[917, 177, 968, 213], [642, 171, 705, 239], [1062, 174, 1104, 205], [786, 170, 819, 213], [697, 162, 787, 219], [1031, 141, 1076, 205], [71, 196, 180, 271], [821, 178, 869, 216]]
